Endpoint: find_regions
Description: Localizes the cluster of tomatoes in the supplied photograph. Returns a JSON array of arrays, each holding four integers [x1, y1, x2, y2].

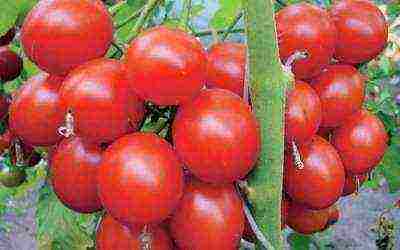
[[0, 0, 391, 248]]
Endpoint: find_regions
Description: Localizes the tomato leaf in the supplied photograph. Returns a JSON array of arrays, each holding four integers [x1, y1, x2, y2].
[[15, 0, 38, 26], [211, 0, 242, 29], [287, 232, 311, 250], [377, 136, 400, 193], [0, 1, 19, 37], [113, 1, 146, 43], [36, 184, 102, 250]]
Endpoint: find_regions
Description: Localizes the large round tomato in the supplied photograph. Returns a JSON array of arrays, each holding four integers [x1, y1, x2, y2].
[[124, 26, 207, 105], [332, 109, 388, 174], [59, 58, 142, 144], [330, 0, 388, 64], [284, 135, 345, 210], [311, 65, 365, 128], [21, 0, 113, 76], [169, 179, 244, 250], [9, 73, 64, 147], [51, 136, 103, 213], [97, 133, 184, 226], [0, 46, 23, 82], [206, 42, 246, 96], [172, 89, 261, 183], [285, 80, 322, 144], [276, 3, 337, 79], [96, 214, 173, 250]]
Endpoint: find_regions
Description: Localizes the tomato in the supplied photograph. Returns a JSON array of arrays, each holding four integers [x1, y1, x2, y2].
[[98, 132, 184, 226], [0, 46, 23, 82], [330, 0, 388, 64], [206, 42, 246, 96], [0, 94, 9, 119], [9, 73, 64, 147], [332, 109, 388, 174], [59, 58, 142, 144], [311, 65, 365, 128], [51, 136, 103, 213], [172, 89, 260, 183], [284, 135, 345, 210], [285, 81, 322, 144], [342, 173, 368, 196], [0, 160, 26, 188], [21, 0, 113, 76], [96, 214, 173, 250], [326, 204, 340, 227], [0, 130, 11, 152], [169, 179, 244, 250], [124, 26, 207, 105], [0, 28, 15, 46], [286, 201, 330, 235], [276, 3, 337, 79]]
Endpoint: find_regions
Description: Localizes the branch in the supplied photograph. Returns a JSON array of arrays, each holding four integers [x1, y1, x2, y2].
[[244, 0, 292, 249], [221, 11, 243, 41], [194, 28, 244, 37], [126, 0, 162, 43]]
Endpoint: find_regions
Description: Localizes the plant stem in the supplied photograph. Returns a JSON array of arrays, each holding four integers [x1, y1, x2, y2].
[[126, 0, 162, 43], [244, 0, 292, 249], [221, 11, 243, 41], [194, 28, 245, 37], [115, 7, 144, 29], [180, 0, 192, 31], [109, 0, 126, 16]]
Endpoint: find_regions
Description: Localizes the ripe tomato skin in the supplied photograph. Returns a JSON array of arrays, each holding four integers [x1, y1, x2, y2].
[[332, 109, 388, 174], [0, 28, 15, 46], [96, 214, 173, 250], [284, 135, 345, 210], [59, 58, 140, 144], [0, 95, 9, 120], [286, 201, 330, 235], [0, 46, 23, 82], [342, 174, 368, 196], [169, 179, 244, 250], [97, 132, 184, 226], [21, 0, 113, 76], [124, 26, 207, 105], [311, 65, 365, 128], [285, 81, 322, 144], [330, 0, 388, 64], [172, 89, 261, 183], [206, 42, 245, 96], [9, 73, 64, 147], [276, 3, 337, 79], [51, 136, 102, 213]]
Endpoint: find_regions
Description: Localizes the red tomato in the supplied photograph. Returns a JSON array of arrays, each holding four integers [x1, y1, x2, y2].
[[0, 95, 9, 120], [59, 58, 142, 144], [206, 42, 246, 96], [170, 179, 244, 250], [0, 46, 22, 82], [276, 3, 337, 79], [21, 0, 113, 76], [9, 73, 64, 146], [0, 130, 11, 152], [286, 201, 330, 235], [311, 65, 365, 128], [51, 136, 102, 213], [124, 26, 207, 105], [284, 135, 345, 210], [332, 109, 388, 174], [97, 133, 184, 226], [96, 214, 173, 250], [285, 81, 322, 144], [330, 0, 388, 64], [172, 89, 261, 183], [342, 173, 368, 196]]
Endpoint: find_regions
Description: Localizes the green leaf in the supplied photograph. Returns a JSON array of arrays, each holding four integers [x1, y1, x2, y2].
[[0, 1, 19, 37], [377, 137, 400, 193], [15, 0, 38, 26], [211, 0, 242, 29], [37, 184, 102, 250], [288, 232, 311, 250], [114, 1, 146, 43]]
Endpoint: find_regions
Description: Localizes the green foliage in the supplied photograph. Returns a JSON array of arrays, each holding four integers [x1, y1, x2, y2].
[[15, 0, 38, 26], [211, 0, 242, 29], [36, 184, 102, 250], [0, 1, 19, 36], [287, 233, 311, 250]]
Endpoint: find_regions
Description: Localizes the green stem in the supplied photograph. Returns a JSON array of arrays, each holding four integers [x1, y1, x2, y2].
[[180, 0, 192, 31], [221, 11, 243, 41], [115, 7, 144, 29], [244, 0, 292, 249], [194, 28, 244, 37], [109, 0, 126, 16], [126, 0, 162, 43]]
